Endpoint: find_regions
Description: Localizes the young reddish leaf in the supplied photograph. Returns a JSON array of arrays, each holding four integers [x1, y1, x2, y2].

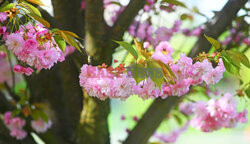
[[114, 40, 138, 59], [204, 34, 221, 50], [28, 13, 50, 28]]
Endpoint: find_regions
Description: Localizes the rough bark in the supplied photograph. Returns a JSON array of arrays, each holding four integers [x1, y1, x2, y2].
[[123, 0, 248, 143]]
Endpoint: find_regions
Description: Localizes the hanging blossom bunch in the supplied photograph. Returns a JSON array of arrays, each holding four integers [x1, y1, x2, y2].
[[5, 23, 65, 73], [3, 112, 52, 139], [79, 41, 225, 100], [190, 93, 248, 132], [179, 92, 248, 132]]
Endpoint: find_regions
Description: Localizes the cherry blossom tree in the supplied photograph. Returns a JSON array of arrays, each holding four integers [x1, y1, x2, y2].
[[0, 0, 249, 144]]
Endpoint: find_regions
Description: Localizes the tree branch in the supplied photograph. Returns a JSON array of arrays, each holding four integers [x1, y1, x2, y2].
[[123, 97, 182, 144], [188, 0, 248, 57], [123, 0, 248, 143], [110, 0, 146, 40]]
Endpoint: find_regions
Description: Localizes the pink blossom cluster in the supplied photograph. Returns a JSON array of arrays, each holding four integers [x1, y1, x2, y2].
[[221, 28, 250, 46], [191, 93, 248, 132], [0, 12, 8, 23], [13, 65, 33, 76], [5, 23, 65, 71], [154, 121, 189, 143], [128, 20, 182, 46], [144, 0, 155, 12], [79, 64, 135, 100], [151, 41, 225, 97], [31, 118, 52, 133], [80, 42, 225, 100], [182, 27, 204, 37], [3, 112, 27, 140]]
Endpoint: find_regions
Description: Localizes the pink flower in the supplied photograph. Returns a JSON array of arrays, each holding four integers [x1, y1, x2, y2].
[[25, 39, 38, 50], [0, 51, 6, 58], [4, 112, 12, 125], [202, 59, 225, 85], [143, 41, 150, 49], [13, 65, 33, 76], [31, 119, 52, 133], [155, 41, 174, 55], [237, 109, 248, 123], [81, 1, 86, 10], [179, 102, 195, 115], [10, 128, 27, 140], [0, 26, 6, 34], [6, 33, 25, 54], [155, 27, 172, 42], [0, 12, 8, 23]]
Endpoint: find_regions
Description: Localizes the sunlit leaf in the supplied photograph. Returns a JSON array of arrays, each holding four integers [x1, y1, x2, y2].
[[59, 30, 80, 39], [0, 3, 14, 12], [134, 39, 150, 59], [245, 86, 250, 99], [224, 50, 250, 68], [130, 63, 147, 84], [54, 35, 66, 52], [57, 30, 81, 53], [161, 0, 186, 8], [25, 0, 45, 6], [28, 13, 50, 28], [222, 57, 239, 75], [114, 40, 138, 59], [19, 2, 42, 17], [31, 110, 49, 122], [204, 34, 220, 50], [147, 60, 164, 88]]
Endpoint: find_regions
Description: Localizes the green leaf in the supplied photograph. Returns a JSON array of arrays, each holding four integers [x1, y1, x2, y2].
[[60, 30, 80, 39], [161, 0, 186, 8], [28, 13, 50, 28], [147, 61, 164, 88], [19, 2, 42, 17], [0, 3, 14, 12], [245, 86, 250, 99], [12, 109, 22, 117], [50, 28, 60, 33], [225, 50, 250, 68], [25, 0, 45, 6], [222, 57, 239, 75], [54, 35, 66, 52], [31, 110, 49, 122], [57, 30, 81, 53], [130, 63, 147, 84], [204, 34, 220, 50], [114, 40, 138, 59]]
